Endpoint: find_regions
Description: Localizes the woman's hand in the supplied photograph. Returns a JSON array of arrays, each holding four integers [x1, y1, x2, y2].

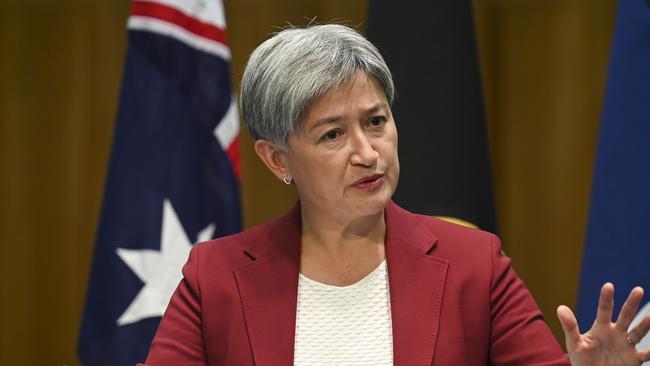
[[557, 283, 650, 366]]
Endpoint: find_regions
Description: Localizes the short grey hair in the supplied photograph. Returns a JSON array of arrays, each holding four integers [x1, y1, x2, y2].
[[239, 24, 394, 151]]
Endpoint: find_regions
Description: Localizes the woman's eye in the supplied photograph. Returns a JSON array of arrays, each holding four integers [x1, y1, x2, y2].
[[368, 117, 386, 127], [321, 130, 341, 141]]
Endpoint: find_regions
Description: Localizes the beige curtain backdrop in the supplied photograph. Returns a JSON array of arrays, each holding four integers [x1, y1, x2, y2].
[[0, 0, 616, 364]]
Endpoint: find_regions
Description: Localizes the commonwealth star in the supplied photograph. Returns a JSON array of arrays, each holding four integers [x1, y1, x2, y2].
[[116, 199, 215, 326]]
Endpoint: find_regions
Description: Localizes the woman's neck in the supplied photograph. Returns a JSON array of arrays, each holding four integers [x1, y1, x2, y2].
[[299, 204, 386, 250], [298, 203, 387, 286]]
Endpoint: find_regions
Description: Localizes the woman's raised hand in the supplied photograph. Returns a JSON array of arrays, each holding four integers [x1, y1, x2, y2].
[[557, 283, 650, 366]]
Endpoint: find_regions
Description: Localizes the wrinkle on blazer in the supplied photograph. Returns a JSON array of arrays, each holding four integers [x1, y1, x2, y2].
[[139, 201, 570, 366]]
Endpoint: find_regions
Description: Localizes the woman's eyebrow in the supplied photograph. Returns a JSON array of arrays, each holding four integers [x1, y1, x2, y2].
[[364, 102, 389, 115], [308, 116, 342, 132], [307, 102, 389, 132]]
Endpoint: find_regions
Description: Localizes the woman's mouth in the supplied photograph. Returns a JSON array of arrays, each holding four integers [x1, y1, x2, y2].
[[351, 174, 385, 190]]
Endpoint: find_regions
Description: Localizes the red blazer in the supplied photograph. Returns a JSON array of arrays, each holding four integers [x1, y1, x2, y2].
[[140, 201, 570, 365]]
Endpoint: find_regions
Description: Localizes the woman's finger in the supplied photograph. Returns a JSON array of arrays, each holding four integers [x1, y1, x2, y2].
[[557, 305, 581, 350], [596, 282, 615, 325], [616, 287, 644, 330], [628, 314, 650, 346], [639, 348, 650, 362]]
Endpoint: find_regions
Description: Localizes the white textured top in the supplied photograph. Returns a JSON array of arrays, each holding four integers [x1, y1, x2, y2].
[[294, 260, 394, 366]]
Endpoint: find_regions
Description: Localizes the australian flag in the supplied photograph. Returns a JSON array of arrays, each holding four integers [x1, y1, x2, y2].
[[577, 0, 650, 357], [78, 0, 242, 364]]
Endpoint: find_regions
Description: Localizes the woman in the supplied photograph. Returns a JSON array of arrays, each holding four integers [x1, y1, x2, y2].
[[140, 24, 650, 365]]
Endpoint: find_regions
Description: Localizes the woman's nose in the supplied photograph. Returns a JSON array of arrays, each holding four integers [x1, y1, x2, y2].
[[349, 131, 379, 168]]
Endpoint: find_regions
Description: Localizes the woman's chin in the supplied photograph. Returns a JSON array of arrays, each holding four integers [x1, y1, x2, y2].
[[349, 194, 392, 217]]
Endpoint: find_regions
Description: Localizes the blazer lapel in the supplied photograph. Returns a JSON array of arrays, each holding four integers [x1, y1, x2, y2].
[[232, 201, 449, 366], [233, 205, 302, 366], [385, 202, 449, 366]]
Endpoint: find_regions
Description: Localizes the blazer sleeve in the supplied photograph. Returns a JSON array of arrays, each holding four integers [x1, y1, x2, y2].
[[138, 244, 207, 366], [488, 234, 571, 366]]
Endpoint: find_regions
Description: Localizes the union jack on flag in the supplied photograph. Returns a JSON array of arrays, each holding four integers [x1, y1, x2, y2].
[[78, 0, 241, 364]]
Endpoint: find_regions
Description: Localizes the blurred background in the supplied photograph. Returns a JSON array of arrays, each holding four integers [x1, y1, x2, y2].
[[0, 0, 617, 364]]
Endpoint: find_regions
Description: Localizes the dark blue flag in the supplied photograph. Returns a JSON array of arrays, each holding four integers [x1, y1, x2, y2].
[[78, 1, 242, 364], [577, 0, 650, 353]]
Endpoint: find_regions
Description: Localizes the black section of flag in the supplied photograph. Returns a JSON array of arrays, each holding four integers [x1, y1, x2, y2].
[[366, 0, 498, 233]]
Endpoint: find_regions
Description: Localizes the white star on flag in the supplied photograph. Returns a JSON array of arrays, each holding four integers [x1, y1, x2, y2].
[[115, 199, 215, 326]]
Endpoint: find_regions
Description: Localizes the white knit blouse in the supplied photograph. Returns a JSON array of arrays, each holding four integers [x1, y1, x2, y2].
[[293, 260, 394, 365]]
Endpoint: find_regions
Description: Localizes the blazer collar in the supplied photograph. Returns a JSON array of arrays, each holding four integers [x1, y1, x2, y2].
[[385, 201, 449, 366], [233, 203, 302, 365], [233, 201, 449, 366], [384, 200, 438, 253]]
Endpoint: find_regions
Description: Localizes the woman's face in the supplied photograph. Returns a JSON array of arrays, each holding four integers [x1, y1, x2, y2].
[[285, 72, 399, 220]]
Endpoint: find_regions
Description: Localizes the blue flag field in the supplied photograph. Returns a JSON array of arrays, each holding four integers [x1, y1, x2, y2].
[[577, 0, 650, 355], [78, 0, 242, 364]]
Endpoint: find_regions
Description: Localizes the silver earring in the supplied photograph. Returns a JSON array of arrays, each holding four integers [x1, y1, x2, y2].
[[283, 175, 292, 185]]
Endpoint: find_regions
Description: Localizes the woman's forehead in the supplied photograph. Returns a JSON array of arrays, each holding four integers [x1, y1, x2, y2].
[[301, 73, 388, 125]]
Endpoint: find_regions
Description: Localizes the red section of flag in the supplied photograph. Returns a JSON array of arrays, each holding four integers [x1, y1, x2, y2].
[[131, 0, 228, 46], [226, 137, 241, 184]]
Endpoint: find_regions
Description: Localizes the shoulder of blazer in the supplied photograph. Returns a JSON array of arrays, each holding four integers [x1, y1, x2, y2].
[[399, 208, 500, 262], [417, 213, 497, 244], [190, 202, 302, 271], [387, 201, 497, 248]]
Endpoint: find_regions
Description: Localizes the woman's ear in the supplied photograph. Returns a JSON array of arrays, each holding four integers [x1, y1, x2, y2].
[[253, 139, 290, 182]]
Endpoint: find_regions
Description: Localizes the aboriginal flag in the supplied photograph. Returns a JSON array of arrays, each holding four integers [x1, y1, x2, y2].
[[366, 0, 497, 233], [577, 0, 650, 353], [78, 1, 242, 364]]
